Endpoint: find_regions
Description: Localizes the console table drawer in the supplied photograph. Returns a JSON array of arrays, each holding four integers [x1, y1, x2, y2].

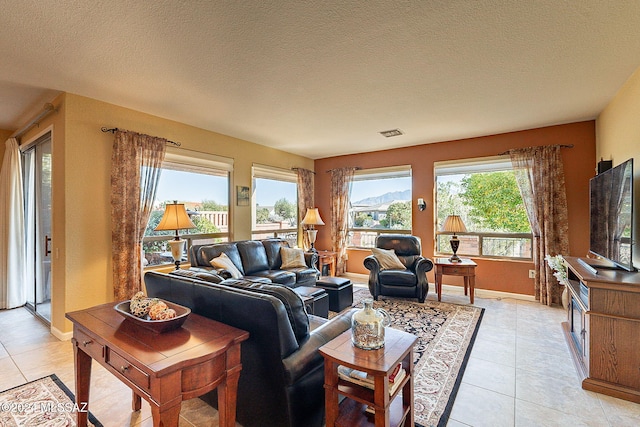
[[74, 329, 104, 361], [107, 348, 150, 389], [441, 266, 470, 275]]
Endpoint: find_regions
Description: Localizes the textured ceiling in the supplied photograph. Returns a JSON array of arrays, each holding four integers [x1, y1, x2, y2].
[[2, 1, 640, 159]]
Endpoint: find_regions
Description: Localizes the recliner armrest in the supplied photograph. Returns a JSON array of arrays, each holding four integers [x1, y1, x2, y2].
[[304, 251, 318, 269], [363, 255, 380, 273], [282, 309, 355, 385], [415, 257, 434, 275]]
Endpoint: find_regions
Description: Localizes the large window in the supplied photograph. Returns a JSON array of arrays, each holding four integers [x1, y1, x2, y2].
[[348, 166, 412, 248], [252, 165, 298, 246], [435, 157, 532, 260], [143, 149, 232, 267]]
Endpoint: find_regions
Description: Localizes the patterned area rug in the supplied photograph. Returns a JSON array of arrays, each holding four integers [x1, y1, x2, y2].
[[0, 374, 102, 427], [350, 287, 484, 427]]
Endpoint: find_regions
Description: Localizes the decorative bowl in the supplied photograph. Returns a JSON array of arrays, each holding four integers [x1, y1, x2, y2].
[[114, 299, 191, 334]]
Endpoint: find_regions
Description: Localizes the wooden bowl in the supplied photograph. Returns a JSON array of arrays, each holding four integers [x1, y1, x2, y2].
[[114, 300, 191, 334]]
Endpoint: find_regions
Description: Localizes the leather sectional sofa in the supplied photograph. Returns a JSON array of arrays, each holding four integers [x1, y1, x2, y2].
[[188, 238, 318, 287], [144, 270, 354, 427]]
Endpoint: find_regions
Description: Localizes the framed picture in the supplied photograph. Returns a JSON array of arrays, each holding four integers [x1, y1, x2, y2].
[[236, 185, 250, 206]]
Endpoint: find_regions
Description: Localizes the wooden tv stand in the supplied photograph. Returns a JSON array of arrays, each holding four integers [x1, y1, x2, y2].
[[562, 256, 640, 403]]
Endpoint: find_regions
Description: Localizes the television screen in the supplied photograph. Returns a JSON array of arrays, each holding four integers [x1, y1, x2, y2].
[[589, 158, 634, 271]]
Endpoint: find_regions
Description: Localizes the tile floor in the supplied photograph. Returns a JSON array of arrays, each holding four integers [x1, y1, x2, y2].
[[1, 285, 639, 427]]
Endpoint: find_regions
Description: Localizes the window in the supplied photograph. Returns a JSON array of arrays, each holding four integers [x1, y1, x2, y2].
[[435, 156, 532, 260], [251, 165, 298, 246], [143, 148, 233, 267], [348, 166, 412, 248]]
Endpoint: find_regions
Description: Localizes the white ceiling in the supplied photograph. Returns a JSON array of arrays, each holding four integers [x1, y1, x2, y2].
[[2, 1, 640, 159]]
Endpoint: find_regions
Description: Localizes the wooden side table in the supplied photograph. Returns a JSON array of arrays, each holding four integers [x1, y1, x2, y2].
[[320, 328, 417, 427], [317, 250, 337, 276], [66, 303, 249, 427], [434, 257, 477, 304]]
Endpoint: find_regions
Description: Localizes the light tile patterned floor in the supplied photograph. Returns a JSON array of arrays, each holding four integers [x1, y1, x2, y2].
[[1, 285, 639, 427]]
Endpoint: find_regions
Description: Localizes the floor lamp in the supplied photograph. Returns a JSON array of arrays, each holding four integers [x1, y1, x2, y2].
[[301, 208, 325, 252], [440, 215, 467, 263], [154, 201, 196, 269]]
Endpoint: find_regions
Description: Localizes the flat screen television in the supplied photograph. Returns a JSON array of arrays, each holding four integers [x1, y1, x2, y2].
[[589, 158, 634, 271]]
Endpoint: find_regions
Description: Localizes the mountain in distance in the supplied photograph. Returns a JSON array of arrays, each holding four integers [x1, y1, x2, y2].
[[354, 190, 411, 206]]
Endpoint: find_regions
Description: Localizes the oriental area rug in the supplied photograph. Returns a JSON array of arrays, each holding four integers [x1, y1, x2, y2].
[[349, 287, 484, 427], [0, 374, 103, 427]]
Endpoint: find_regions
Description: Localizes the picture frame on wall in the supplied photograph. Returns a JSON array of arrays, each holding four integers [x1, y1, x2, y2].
[[236, 185, 250, 206]]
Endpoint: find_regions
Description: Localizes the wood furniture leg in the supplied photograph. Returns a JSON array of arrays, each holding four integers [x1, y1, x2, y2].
[[435, 270, 442, 301], [132, 391, 142, 411], [72, 339, 91, 427], [151, 402, 181, 427], [324, 359, 339, 426], [218, 343, 243, 427], [468, 275, 475, 304]]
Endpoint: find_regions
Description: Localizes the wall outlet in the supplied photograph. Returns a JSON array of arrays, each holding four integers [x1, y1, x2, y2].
[[528, 270, 536, 279]]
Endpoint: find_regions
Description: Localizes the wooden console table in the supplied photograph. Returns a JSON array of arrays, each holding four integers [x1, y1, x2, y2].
[[320, 328, 417, 427], [66, 302, 249, 427], [434, 257, 477, 304]]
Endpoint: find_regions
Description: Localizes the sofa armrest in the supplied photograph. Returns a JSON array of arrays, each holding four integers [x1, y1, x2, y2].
[[304, 251, 318, 269], [282, 308, 355, 385]]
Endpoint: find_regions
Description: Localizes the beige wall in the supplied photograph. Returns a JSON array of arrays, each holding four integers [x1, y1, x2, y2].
[[18, 93, 313, 334], [596, 65, 640, 269], [0, 129, 14, 163]]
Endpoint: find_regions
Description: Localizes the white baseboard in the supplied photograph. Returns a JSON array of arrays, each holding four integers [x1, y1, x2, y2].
[[341, 272, 535, 302], [51, 325, 73, 341]]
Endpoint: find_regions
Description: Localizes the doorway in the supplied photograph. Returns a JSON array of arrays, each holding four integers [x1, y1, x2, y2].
[[22, 132, 52, 323]]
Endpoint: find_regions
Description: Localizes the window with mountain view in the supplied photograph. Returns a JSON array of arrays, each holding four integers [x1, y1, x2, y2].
[[348, 166, 412, 248], [435, 157, 532, 259]]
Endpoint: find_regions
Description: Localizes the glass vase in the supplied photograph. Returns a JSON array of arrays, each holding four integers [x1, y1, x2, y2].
[[351, 298, 391, 350]]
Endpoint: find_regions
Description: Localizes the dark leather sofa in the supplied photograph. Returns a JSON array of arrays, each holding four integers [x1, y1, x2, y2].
[[144, 270, 354, 427], [364, 234, 434, 303], [189, 238, 318, 287]]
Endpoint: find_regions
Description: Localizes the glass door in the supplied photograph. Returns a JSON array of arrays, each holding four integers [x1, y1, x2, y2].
[[22, 133, 52, 322]]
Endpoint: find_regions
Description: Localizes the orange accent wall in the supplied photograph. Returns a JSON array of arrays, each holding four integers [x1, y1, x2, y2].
[[314, 121, 595, 296]]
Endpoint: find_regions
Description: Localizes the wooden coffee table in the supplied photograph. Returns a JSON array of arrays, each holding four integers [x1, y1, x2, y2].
[[320, 328, 417, 427], [66, 302, 249, 427]]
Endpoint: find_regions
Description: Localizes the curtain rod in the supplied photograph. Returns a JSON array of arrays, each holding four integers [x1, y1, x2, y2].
[[498, 144, 573, 156], [291, 167, 316, 174], [100, 127, 181, 147], [325, 166, 362, 173], [10, 103, 57, 139]]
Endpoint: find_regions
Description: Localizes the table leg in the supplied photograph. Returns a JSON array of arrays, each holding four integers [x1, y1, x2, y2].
[[72, 339, 91, 427], [132, 391, 142, 411], [469, 274, 475, 304], [217, 369, 241, 427], [435, 271, 442, 301], [464, 276, 468, 296], [324, 360, 339, 426], [150, 403, 181, 427]]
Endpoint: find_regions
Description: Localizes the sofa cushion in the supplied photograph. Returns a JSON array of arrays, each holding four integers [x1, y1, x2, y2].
[[372, 247, 406, 270], [221, 279, 310, 343], [261, 238, 288, 269], [170, 268, 224, 283], [197, 243, 245, 275], [250, 270, 297, 287], [211, 253, 243, 279], [281, 247, 307, 268], [237, 240, 270, 275]]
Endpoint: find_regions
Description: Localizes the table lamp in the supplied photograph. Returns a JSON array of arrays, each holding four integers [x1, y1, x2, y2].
[[154, 201, 196, 269], [301, 207, 325, 252], [440, 215, 467, 262]]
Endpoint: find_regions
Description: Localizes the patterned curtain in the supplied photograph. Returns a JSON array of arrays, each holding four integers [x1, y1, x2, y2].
[[330, 167, 356, 275], [509, 145, 569, 305], [296, 168, 315, 250], [111, 130, 166, 301]]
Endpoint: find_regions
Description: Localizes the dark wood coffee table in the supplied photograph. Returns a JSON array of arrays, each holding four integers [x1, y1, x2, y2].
[[66, 302, 249, 427]]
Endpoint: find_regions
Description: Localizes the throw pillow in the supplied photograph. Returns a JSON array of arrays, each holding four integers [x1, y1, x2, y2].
[[372, 247, 406, 270], [210, 252, 243, 279], [280, 247, 307, 269]]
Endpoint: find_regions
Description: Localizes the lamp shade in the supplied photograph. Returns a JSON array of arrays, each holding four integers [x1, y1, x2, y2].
[[440, 215, 467, 234], [301, 208, 325, 226], [154, 202, 196, 232]]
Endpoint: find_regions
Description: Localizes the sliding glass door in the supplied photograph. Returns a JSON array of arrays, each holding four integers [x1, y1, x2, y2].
[[22, 133, 52, 322]]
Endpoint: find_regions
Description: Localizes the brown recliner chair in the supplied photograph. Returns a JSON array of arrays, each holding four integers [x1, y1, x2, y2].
[[363, 234, 434, 303]]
